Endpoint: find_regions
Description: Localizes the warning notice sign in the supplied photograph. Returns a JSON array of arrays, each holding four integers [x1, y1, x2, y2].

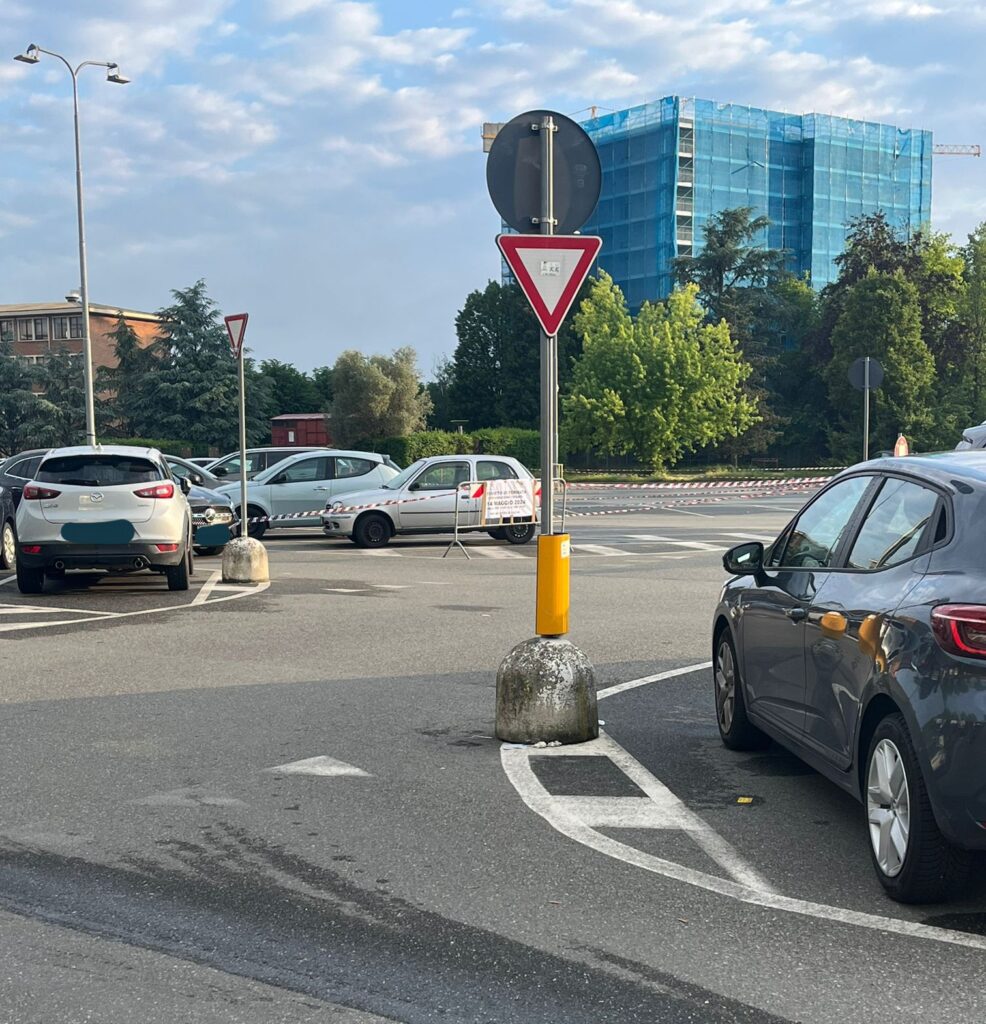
[[482, 479, 536, 525]]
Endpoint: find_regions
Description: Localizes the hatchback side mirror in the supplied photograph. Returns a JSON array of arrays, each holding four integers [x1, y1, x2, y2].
[[179, 476, 192, 495], [408, 481, 420, 491], [192, 472, 204, 486], [723, 541, 763, 576]]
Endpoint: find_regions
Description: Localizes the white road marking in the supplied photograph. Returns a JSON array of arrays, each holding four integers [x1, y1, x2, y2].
[[501, 734, 986, 952], [472, 548, 525, 559], [626, 534, 719, 550], [724, 532, 773, 542], [372, 584, 409, 590], [0, 575, 16, 586], [191, 569, 222, 605], [745, 504, 800, 512], [265, 755, 370, 777], [660, 507, 713, 518], [597, 662, 712, 701], [360, 549, 400, 557], [573, 544, 631, 557], [0, 603, 122, 617], [323, 588, 369, 594]]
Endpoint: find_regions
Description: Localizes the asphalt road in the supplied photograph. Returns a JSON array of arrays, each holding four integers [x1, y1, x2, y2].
[[2, 484, 985, 1023]]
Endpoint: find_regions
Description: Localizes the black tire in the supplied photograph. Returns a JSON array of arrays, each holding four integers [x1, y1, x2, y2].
[[166, 546, 190, 591], [16, 561, 44, 595], [714, 629, 770, 751], [245, 505, 267, 539], [45, 567, 66, 579], [353, 513, 391, 548], [194, 546, 222, 557], [503, 523, 536, 545], [864, 713, 971, 903], [1, 520, 16, 570], [487, 528, 507, 540]]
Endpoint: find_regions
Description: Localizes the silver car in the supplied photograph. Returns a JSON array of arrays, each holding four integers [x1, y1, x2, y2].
[[14, 445, 193, 594], [321, 454, 537, 548]]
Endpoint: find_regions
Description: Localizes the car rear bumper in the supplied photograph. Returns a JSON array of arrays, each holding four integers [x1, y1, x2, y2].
[[18, 542, 186, 570]]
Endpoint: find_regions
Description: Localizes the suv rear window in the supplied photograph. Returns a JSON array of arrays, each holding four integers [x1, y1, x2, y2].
[[37, 455, 163, 486]]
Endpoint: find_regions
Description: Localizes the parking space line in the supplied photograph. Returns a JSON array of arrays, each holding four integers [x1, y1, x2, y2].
[[723, 533, 772, 541], [574, 544, 631, 557], [0, 603, 123, 617], [661, 507, 713, 518], [191, 570, 222, 606], [472, 548, 526, 559], [596, 662, 712, 701]]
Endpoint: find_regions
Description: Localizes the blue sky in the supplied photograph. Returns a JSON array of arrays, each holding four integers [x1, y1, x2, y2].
[[2, 0, 984, 377]]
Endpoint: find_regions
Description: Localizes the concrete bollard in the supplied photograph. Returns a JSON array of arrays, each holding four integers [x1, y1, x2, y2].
[[496, 636, 598, 744], [221, 536, 269, 584]]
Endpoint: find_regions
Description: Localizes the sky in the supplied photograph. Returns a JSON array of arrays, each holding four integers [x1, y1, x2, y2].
[[2, 0, 985, 378]]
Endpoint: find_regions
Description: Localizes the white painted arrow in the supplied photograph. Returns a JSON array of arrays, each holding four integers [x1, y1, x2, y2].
[[264, 756, 370, 777]]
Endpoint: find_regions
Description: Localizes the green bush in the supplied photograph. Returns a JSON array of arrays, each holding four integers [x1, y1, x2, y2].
[[112, 437, 210, 457], [369, 428, 541, 470]]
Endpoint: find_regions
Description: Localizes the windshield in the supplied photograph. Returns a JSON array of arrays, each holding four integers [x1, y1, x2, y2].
[[383, 459, 426, 490]]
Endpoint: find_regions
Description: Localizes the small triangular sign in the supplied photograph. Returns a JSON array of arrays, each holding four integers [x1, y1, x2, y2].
[[224, 312, 249, 359], [496, 234, 601, 336]]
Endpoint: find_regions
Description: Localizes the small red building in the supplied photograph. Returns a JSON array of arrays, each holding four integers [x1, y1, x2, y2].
[[270, 413, 331, 447]]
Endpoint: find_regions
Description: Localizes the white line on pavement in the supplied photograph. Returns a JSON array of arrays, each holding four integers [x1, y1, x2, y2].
[[473, 548, 525, 559], [745, 504, 800, 513], [574, 544, 631, 557], [660, 507, 713, 518], [191, 569, 222, 606], [597, 662, 712, 701], [723, 533, 773, 542], [0, 603, 123, 617], [265, 755, 370, 777]]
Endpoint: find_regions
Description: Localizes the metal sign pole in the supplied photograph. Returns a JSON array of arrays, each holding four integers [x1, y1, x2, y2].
[[539, 113, 556, 536], [863, 356, 870, 462], [238, 349, 248, 534]]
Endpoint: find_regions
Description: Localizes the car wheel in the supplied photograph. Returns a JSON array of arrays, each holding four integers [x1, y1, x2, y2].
[[865, 713, 971, 903], [487, 528, 507, 540], [1, 520, 16, 570], [245, 505, 267, 540], [45, 567, 66, 579], [353, 513, 391, 548], [194, 546, 222, 556], [16, 561, 44, 595], [714, 629, 770, 751], [166, 550, 190, 591], [504, 523, 536, 544]]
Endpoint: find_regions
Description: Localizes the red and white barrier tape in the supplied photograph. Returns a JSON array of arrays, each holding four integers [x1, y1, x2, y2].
[[565, 476, 832, 490]]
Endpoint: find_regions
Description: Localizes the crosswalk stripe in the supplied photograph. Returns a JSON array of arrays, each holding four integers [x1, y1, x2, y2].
[[573, 544, 631, 557], [472, 547, 525, 559], [724, 532, 772, 542]]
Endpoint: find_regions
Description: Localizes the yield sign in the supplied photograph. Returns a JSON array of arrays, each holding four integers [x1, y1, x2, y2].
[[496, 234, 601, 336], [224, 312, 248, 359]]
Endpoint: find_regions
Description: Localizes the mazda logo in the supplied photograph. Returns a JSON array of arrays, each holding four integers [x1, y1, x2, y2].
[[89, 492, 104, 503]]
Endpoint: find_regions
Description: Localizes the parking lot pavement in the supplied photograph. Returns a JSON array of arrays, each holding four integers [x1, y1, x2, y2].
[[6, 494, 984, 1024]]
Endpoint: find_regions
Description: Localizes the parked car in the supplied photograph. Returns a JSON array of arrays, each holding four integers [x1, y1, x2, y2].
[[321, 454, 537, 548], [0, 484, 15, 570], [206, 446, 327, 481], [0, 449, 49, 508], [186, 457, 219, 468], [15, 445, 194, 594], [714, 452, 986, 903], [955, 423, 986, 450], [163, 454, 226, 491], [216, 449, 400, 538], [186, 484, 238, 555]]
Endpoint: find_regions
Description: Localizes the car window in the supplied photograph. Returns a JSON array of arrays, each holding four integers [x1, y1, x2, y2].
[[8, 457, 41, 479], [36, 454, 162, 486], [776, 476, 871, 569], [335, 456, 375, 480], [414, 462, 470, 490], [846, 478, 940, 570], [265, 451, 298, 471], [477, 460, 518, 481], [168, 460, 192, 480], [275, 457, 326, 484]]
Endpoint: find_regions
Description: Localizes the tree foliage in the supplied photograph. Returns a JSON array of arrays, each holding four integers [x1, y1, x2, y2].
[[563, 274, 758, 470], [329, 347, 432, 446]]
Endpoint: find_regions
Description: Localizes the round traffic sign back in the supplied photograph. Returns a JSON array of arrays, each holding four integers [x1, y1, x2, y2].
[[486, 110, 601, 235], [848, 357, 884, 391]]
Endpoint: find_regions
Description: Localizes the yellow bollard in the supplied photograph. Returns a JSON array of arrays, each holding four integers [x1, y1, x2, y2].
[[536, 534, 571, 637]]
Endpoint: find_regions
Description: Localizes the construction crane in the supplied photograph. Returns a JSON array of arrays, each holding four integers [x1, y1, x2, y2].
[[933, 144, 981, 156]]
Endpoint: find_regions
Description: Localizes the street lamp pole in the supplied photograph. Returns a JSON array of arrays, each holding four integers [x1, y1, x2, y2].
[[14, 44, 130, 448]]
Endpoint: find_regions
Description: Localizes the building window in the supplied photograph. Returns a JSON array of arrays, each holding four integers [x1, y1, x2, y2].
[[69, 315, 83, 338], [33, 318, 48, 340], [52, 316, 69, 340], [0, 320, 12, 344], [18, 319, 33, 340]]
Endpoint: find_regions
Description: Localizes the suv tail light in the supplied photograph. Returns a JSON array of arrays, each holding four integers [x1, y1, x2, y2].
[[134, 482, 175, 499], [22, 485, 61, 500], [931, 605, 986, 658]]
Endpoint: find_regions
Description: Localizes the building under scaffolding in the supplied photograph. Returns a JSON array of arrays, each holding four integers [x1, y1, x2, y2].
[[578, 96, 933, 307]]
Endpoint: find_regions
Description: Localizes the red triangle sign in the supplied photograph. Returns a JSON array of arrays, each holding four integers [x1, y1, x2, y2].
[[224, 313, 248, 359], [496, 234, 601, 336]]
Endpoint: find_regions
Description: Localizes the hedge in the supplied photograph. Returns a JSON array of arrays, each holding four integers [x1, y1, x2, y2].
[[110, 437, 212, 457], [368, 429, 541, 470]]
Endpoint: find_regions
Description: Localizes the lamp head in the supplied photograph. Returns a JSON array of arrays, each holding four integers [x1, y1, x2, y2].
[[106, 63, 129, 85], [14, 44, 40, 64]]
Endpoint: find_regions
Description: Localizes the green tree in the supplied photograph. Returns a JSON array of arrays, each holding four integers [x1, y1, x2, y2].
[[311, 365, 334, 409], [36, 349, 86, 448], [329, 347, 431, 446], [257, 359, 320, 415], [426, 356, 455, 430], [0, 341, 49, 456], [959, 222, 986, 421], [97, 312, 161, 438], [826, 269, 936, 459], [563, 274, 758, 470]]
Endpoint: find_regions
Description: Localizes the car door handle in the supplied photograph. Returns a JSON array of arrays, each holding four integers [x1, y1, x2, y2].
[[785, 607, 808, 622], [314, 486, 330, 491]]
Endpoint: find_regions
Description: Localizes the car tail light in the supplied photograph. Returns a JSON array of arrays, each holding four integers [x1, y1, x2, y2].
[[932, 605, 986, 658], [134, 482, 175, 499], [22, 485, 61, 500], [20, 545, 41, 554], [155, 543, 179, 552]]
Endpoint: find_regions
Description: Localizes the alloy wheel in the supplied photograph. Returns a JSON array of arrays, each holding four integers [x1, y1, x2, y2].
[[715, 638, 735, 733], [867, 738, 911, 878], [2, 523, 14, 570]]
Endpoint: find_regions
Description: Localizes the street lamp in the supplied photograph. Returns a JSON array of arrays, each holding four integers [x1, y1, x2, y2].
[[14, 43, 131, 447]]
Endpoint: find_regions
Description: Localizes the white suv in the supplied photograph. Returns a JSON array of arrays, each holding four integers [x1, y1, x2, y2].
[[15, 445, 194, 594], [321, 454, 537, 548]]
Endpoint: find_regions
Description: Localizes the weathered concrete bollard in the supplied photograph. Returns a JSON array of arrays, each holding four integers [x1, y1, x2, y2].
[[221, 536, 269, 584], [496, 636, 598, 744]]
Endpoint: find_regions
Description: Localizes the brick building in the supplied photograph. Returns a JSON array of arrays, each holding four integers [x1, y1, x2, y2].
[[0, 301, 160, 369]]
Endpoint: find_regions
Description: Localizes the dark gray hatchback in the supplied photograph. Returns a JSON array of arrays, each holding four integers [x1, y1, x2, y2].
[[714, 452, 986, 903]]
